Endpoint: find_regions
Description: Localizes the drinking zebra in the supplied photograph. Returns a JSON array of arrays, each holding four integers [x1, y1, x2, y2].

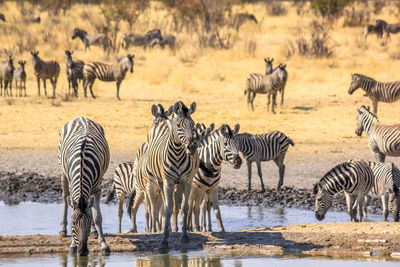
[[314, 160, 374, 222], [58, 117, 110, 256], [348, 73, 400, 115], [83, 54, 134, 100], [146, 101, 199, 249], [355, 105, 400, 163], [71, 28, 109, 51], [361, 161, 400, 222], [244, 63, 288, 113], [13, 60, 26, 97], [0, 56, 14, 97], [188, 123, 242, 233], [236, 131, 294, 192], [31, 51, 60, 98], [107, 104, 171, 233], [65, 50, 84, 97]]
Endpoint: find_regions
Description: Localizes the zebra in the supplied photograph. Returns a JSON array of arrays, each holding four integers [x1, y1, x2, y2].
[[31, 51, 60, 98], [348, 73, 400, 115], [364, 24, 384, 41], [264, 58, 286, 107], [0, 56, 14, 97], [355, 105, 400, 163], [0, 13, 5, 22], [149, 34, 176, 50], [314, 160, 374, 222], [122, 29, 162, 49], [71, 28, 109, 51], [83, 54, 134, 100], [382, 21, 400, 42], [106, 104, 171, 233], [360, 161, 400, 222], [65, 50, 84, 97], [231, 13, 258, 31], [188, 123, 242, 233], [13, 60, 26, 97], [244, 63, 288, 113], [236, 131, 294, 192], [58, 117, 110, 256], [145, 101, 199, 249]]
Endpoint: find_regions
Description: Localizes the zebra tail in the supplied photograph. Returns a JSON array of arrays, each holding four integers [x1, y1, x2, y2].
[[287, 136, 294, 146], [126, 188, 136, 219], [105, 183, 115, 204]]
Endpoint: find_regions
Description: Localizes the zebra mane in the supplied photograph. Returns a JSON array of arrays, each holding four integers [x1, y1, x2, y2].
[[79, 117, 89, 206], [360, 105, 379, 121], [353, 73, 376, 82], [318, 161, 353, 191]]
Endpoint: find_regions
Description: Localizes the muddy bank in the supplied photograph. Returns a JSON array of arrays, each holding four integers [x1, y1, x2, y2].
[[0, 171, 384, 215]]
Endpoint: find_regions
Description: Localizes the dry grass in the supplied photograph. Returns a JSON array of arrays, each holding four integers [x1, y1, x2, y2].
[[0, 1, 399, 163]]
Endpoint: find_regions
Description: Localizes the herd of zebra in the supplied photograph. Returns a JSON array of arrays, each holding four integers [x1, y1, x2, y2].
[[364, 19, 400, 42]]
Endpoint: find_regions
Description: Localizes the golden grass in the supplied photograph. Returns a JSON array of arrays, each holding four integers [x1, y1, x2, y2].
[[0, 1, 400, 160]]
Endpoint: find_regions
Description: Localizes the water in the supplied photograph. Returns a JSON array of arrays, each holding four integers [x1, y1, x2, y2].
[[0, 202, 383, 235]]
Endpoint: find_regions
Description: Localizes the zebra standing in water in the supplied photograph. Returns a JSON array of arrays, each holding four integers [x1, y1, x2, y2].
[[65, 50, 84, 97], [188, 124, 242, 233], [31, 51, 60, 98], [145, 101, 199, 249], [361, 161, 400, 222], [83, 54, 134, 100], [355, 105, 400, 163], [106, 104, 171, 233], [348, 74, 400, 115], [245, 63, 288, 113], [58, 117, 110, 256], [236, 131, 294, 192], [314, 160, 374, 222]]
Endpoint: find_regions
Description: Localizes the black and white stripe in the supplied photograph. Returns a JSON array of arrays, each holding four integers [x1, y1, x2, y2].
[[31, 51, 60, 98], [13, 60, 26, 97], [72, 28, 109, 51], [0, 56, 14, 97], [58, 117, 110, 256], [348, 74, 400, 115], [355, 105, 400, 163], [83, 54, 134, 100], [236, 131, 294, 191], [313, 160, 374, 222], [65, 50, 84, 97]]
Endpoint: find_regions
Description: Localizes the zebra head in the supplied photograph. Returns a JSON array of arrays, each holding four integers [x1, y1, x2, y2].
[[72, 28, 87, 40], [6, 56, 14, 72], [17, 60, 26, 70], [264, 57, 273, 74], [313, 183, 334, 221], [30, 51, 40, 65], [71, 196, 94, 256], [355, 106, 377, 136], [249, 14, 258, 24], [127, 54, 134, 73], [167, 101, 197, 155], [348, 74, 362, 95], [151, 103, 172, 125], [65, 50, 73, 58], [219, 124, 242, 169]]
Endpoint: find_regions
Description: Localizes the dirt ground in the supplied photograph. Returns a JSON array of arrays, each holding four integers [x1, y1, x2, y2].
[[1, 222, 400, 260]]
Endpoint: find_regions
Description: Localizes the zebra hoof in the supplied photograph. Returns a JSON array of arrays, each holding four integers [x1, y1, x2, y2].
[[159, 240, 169, 251], [181, 234, 189, 243], [69, 246, 77, 254], [59, 230, 67, 237], [101, 247, 111, 256], [261, 188, 265, 193]]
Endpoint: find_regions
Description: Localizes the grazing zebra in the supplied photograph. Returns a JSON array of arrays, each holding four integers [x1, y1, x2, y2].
[[71, 28, 109, 51], [150, 34, 176, 50], [360, 161, 400, 222], [0, 56, 14, 97], [245, 63, 288, 113], [355, 105, 400, 163], [106, 104, 171, 233], [83, 54, 134, 100], [122, 29, 162, 49], [13, 60, 26, 97], [31, 51, 60, 98], [236, 131, 294, 192], [348, 73, 400, 115], [314, 160, 374, 222], [188, 123, 242, 233], [65, 50, 84, 97], [231, 13, 258, 31], [145, 101, 199, 249], [58, 117, 110, 256]]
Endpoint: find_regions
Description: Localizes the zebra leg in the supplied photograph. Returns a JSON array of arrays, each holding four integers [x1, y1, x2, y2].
[[281, 89, 284, 106], [357, 194, 366, 222], [9, 80, 12, 96], [116, 80, 122, 100], [4, 81, 8, 96], [256, 161, 265, 193], [250, 92, 255, 111], [23, 80, 26, 97], [117, 193, 125, 233], [83, 78, 88, 98], [59, 176, 69, 237], [129, 190, 144, 233], [271, 93, 277, 113], [193, 192, 203, 232], [247, 160, 252, 191], [362, 195, 369, 220], [200, 194, 208, 232], [172, 189, 180, 232], [187, 187, 198, 232], [180, 181, 191, 243], [210, 188, 225, 232], [144, 194, 150, 232], [372, 100, 378, 115], [207, 197, 212, 232], [36, 78, 40, 96], [92, 191, 110, 254], [374, 152, 386, 163], [0, 79, 2, 96], [274, 157, 285, 191], [382, 194, 389, 221], [267, 93, 271, 112], [89, 208, 98, 237], [52, 77, 57, 98], [345, 193, 358, 222], [89, 81, 96, 99], [160, 182, 174, 250], [43, 79, 47, 96]]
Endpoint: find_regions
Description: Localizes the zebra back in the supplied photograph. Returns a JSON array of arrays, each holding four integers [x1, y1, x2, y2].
[[350, 74, 400, 103], [31, 51, 60, 79], [84, 55, 133, 82], [106, 162, 135, 204]]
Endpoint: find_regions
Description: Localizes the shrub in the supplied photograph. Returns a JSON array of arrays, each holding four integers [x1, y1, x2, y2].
[[266, 0, 288, 16], [311, 0, 352, 21], [342, 4, 370, 27]]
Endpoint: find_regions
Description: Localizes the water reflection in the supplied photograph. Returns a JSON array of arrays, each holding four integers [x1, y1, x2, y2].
[[136, 253, 223, 267], [60, 253, 106, 267]]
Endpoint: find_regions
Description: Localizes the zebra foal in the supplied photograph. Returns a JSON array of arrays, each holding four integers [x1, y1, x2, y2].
[[314, 160, 374, 222], [348, 73, 400, 115], [355, 105, 400, 163], [236, 131, 294, 192], [31, 51, 60, 98], [14, 60, 26, 97], [65, 50, 84, 97], [58, 117, 110, 256], [83, 54, 134, 100], [0, 56, 14, 97]]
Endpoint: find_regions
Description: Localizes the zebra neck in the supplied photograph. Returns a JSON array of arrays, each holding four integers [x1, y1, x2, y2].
[[168, 122, 186, 154], [362, 114, 378, 135], [320, 175, 346, 194], [360, 77, 377, 94], [199, 133, 224, 167]]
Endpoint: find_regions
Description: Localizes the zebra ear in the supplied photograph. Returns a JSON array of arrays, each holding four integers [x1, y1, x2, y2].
[[220, 124, 227, 135], [189, 102, 196, 115], [151, 104, 158, 117], [366, 106, 370, 111], [233, 124, 240, 135], [313, 183, 319, 194], [166, 105, 173, 117], [271, 58, 274, 62], [88, 196, 95, 208], [264, 58, 267, 63], [356, 106, 362, 114], [157, 104, 165, 114], [207, 123, 215, 134], [173, 101, 183, 115]]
